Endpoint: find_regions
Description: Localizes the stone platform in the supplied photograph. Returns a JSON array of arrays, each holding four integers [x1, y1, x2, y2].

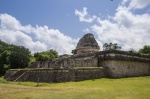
[[4, 67, 105, 83]]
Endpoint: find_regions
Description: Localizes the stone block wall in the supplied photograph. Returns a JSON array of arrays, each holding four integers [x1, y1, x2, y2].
[[100, 60, 150, 78], [98, 50, 150, 78], [29, 53, 98, 69], [76, 47, 99, 54], [74, 68, 105, 81], [4, 68, 105, 83], [4, 50, 150, 83], [26, 69, 71, 83]]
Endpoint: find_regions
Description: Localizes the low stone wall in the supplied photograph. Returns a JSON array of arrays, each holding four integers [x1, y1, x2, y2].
[[100, 60, 150, 78], [98, 50, 150, 63], [76, 47, 99, 54], [74, 68, 104, 81], [4, 67, 105, 83], [29, 54, 98, 69], [4, 50, 150, 82]]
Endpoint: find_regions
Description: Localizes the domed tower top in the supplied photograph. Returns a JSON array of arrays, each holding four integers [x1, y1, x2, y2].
[[76, 33, 100, 54]]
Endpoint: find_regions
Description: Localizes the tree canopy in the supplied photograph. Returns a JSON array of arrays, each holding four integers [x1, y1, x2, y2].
[[9, 46, 31, 69], [0, 40, 59, 76], [103, 43, 121, 51], [138, 45, 150, 54], [34, 49, 58, 61], [0, 40, 31, 76], [71, 49, 77, 55]]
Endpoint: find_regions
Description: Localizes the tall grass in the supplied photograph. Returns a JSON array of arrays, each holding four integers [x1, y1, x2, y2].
[[0, 76, 150, 99]]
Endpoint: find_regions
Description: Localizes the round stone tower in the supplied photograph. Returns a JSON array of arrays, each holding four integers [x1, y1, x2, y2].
[[76, 33, 100, 54]]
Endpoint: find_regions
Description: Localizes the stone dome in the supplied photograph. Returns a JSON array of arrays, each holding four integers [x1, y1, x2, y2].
[[76, 33, 100, 54]]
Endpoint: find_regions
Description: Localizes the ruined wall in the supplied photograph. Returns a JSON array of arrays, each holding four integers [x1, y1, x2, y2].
[[100, 60, 150, 78], [76, 47, 99, 54], [29, 61, 49, 68], [4, 50, 150, 83], [4, 68, 105, 83], [74, 68, 104, 81], [97, 50, 150, 78], [4, 69, 72, 83], [29, 53, 98, 69], [76, 33, 100, 54]]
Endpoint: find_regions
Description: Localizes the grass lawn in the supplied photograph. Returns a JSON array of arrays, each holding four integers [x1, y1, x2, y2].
[[0, 76, 150, 99]]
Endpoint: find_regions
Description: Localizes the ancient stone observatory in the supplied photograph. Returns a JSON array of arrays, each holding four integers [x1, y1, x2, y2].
[[4, 33, 150, 83], [76, 33, 100, 54]]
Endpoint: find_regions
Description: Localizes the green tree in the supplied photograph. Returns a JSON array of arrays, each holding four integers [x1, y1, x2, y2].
[[71, 49, 77, 55], [0, 40, 11, 76], [29, 54, 36, 64], [46, 49, 58, 58], [139, 45, 150, 54], [0, 40, 32, 75], [128, 48, 137, 54], [34, 49, 58, 61], [103, 43, 121, 51], [9, 46, 31, 69], [0, 40, 9, 53], [0, 54, 5, 76]]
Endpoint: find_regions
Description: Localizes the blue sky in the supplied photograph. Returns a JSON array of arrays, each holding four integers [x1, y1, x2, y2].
[[0, 0, 121, 37], [0, 0, 150, 54]]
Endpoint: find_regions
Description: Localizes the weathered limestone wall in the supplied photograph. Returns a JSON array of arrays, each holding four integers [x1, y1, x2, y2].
[[29, 54, 98, 69], [29, 61, 50, 68], [4, 68, 105, 83], [97, 50, 150, 78], [4, 50, 150, 83], [75, 68, 104, 81], [76, 33, 100, 54], [100, 60, 150, 78], [76, 47, 99, 54]]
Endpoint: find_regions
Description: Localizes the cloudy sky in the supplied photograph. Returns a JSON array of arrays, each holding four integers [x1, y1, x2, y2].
[[0, 0, 150, 55]]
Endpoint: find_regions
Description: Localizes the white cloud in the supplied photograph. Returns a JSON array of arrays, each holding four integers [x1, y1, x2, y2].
[[82, 28, 90, 33], [0, 14, 78, 55], [75, 0, 150, 51], [121, 0, 128, 5], [75, 7, 97, 23], [1, 0, 150, 55], [128, 0, 150, 9], [96, 39, 103, 51], [0, 14, 22, 31]]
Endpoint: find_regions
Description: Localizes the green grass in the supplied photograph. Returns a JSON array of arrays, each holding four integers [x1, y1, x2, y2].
[[0, 76, 150, 99]]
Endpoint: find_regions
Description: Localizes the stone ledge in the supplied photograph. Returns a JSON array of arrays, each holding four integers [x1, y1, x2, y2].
[[98, 54, 150, 63], [97, 50, 150, 58], [4, 67, 105, 83]]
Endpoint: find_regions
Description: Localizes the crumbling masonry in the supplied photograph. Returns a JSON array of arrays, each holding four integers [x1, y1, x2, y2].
[[4, 33, 150, 83]]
